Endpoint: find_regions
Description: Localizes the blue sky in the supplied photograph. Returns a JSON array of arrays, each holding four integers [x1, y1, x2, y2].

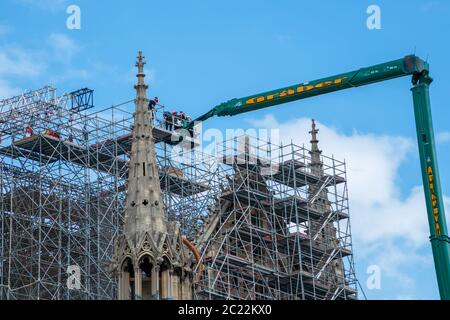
[[1, 0, 449, 299]]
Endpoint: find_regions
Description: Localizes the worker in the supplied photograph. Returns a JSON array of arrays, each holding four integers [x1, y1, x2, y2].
[[173, 111, 182, 130], [171, 111, 179, 130], [164, 111, 173, 131], [25, 126, 33, 137], [148, 96, 158, 110], [180, 111, 190, 128], [148, 97, 158, 117], [82, 126, 89, 142], [148, 97, 158, 125]]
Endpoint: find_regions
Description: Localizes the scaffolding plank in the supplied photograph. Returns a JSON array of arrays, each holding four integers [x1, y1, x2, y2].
[[270, 196, 323, 223], [220, 188, 268, 207], [270, 169, 346, 189], [112, 127, 199, 156], [0, 144, 58, 163], [159, 171, 209, 196], [8, 136, 208, 196], [212, 254, 276, 276]]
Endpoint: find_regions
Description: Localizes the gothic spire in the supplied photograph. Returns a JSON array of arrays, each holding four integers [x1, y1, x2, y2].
[[309, 119, 323, 176], [123, 51, 167, 242], [135, 50, 148, 98], [113, 52, 192, 301]]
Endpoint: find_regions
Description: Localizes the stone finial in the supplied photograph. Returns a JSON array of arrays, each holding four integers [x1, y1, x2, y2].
[[309, 119, 323, 176]]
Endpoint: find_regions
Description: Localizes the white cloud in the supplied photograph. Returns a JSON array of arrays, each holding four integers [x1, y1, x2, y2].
[[437, 131, 450, 143], [48, 33, 80, 61], [274, 34, 293, 44], [127, 66, 156, 86], [250, 115, 426, 244], [0, 33, 102, 97], [0, 35, 82, 99], [0, 47, 44, 77], [14, 0, 68, 11], [0, 46, 46, 100], [421, 1, 446, 13], [0, 79, 21, 100], [0, 24, 12, 37], [248, 114, 450, 298], [44, 33, 92, 83], [371, 241, 428, 284]]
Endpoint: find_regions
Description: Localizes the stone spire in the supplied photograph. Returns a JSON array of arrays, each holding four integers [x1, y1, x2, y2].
[[307, 119, 345, 287], [135, 50, 148, 101], [123, 50, 167, 241], [113, 51, 192, 301], [308, 119, 328, 210], [309, 119, 323, 177]]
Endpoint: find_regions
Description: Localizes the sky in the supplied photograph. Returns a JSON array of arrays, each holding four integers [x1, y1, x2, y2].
[[1, 0, 450, 300]]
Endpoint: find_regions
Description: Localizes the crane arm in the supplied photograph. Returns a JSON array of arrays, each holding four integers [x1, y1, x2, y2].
[[186, 55, 427, 128], [185, 54, 450, 300]]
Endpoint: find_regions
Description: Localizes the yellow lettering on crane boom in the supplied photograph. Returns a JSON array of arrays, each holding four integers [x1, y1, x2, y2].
[[427, 165, 441, 236], [244, 77, 348, 106]]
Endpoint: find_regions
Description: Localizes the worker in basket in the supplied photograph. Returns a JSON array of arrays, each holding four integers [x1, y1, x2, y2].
[[180, 111, 188, 128], [173, 111, 182, 130], [164, 110, 174, 131], [148, 96, 158, 124], [174, 111, 183, 130]]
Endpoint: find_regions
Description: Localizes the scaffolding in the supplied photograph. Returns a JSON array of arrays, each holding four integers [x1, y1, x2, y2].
[[193, 135, 357, 300], [0, 86, 357, 300], [0, 86, 218, 300]]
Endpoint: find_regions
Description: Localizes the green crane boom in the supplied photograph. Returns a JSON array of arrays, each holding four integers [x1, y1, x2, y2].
[[186, 55, 450, 299]]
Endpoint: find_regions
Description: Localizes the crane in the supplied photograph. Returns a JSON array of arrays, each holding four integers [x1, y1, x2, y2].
[[184, 55, 450, 299]]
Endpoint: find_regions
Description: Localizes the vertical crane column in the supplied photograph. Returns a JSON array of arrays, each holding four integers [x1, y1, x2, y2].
[[411, 72, 450, 300]]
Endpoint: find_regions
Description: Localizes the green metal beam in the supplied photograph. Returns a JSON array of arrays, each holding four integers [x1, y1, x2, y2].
[[411, 73, 450, 299], [187, 55, 427, 125]]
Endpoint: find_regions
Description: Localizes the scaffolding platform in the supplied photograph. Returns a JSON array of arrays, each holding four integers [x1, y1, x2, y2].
[[3, 129, 197, 170], [211, 254, 276, 276], [301, 278, 357, 300], [271, 196, 323, 223], [1, 135, 206, 196], [271, 169, 345, 189], [160, 170, 209, 196], [220, 188, 269, 207], [0, 86, 357, 301], [270, 196, 350, 224], [0, 86, 218, 300], [1, 134, 128, 175], [111, 128, 199, 156], [230, 224, 276, 244], [221, 154, 270, 172], [195, 136, 357, 300]]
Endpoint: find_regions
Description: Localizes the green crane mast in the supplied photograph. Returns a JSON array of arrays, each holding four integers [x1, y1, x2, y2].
[[185, 55, 450, 299]]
